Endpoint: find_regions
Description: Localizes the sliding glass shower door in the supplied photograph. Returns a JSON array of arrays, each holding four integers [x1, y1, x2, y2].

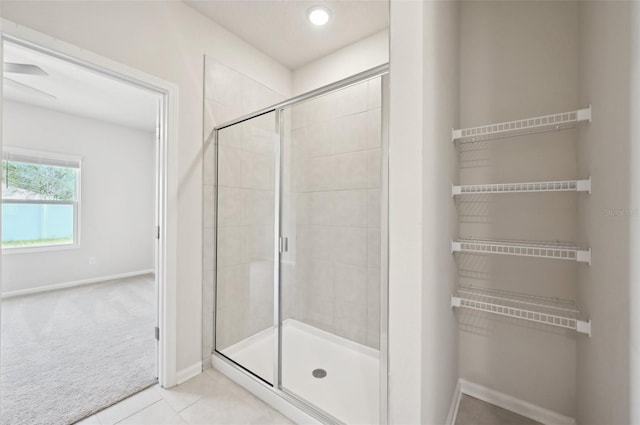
[[278, 77, 383, 424], [213, 71, 387, 424], [215, 111, 277, 385]]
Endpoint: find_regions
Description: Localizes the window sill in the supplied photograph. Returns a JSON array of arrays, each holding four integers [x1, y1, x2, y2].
[[2, 243, 80, 255]]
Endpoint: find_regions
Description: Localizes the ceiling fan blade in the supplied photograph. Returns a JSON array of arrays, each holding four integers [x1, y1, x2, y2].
[[4, 77, 56, 100], [4, 63, 48, 76]]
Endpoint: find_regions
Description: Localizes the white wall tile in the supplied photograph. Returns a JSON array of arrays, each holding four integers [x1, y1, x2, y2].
[[334, 190, 367, 227], [367, 149, 382, 188], [366, 108, 382, 150], [368, 77, 382, 110], [310, 191, 334, 226], [205, 59, 243, 109], [243, 122, 275, 155], [203, 141, 215, 186], [217, 226, 243, 267], [206, 99, 242, 129], [243, 225, 273, 262], [217, 145, 242, 187], [215, 305, 246, 349], [368, 228, 381, 269], [367, 189, 381, 228], [335, 227, 367, 266], [244, 189, 274, 227], [306, 293, 334, 330], [307, 259, 334, 298], [336, 83, 368, 118], [307, 120, 335, 157], [241, 76, 283, 115], [309, 156, 336, 191], [335, 151, 368, 190], [217, 187, 243, 227], [217, 264, 249, 310], [296, 193, 311, 225], [203, 184, 216, 228], [203, 226, 215, 271], [334, 263, 367, 305], [241, 151, 274, 191], [334, 112, 368, 154], [218, 121, 243, 147], [291, 102, 308, 130], [334, 300, 366, 344], [308, 225, 335, 262]]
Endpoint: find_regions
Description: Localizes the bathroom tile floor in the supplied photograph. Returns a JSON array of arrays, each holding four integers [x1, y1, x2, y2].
[[455, 395, 543, 425], [75, 368, 293, 425]]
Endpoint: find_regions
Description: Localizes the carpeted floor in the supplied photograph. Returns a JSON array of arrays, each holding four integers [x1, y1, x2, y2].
[[1, 274, 157, 425]]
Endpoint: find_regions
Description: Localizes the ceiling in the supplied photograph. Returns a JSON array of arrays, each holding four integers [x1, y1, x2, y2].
[[184, 0, 389, 70], [3, 41, 159, 132]]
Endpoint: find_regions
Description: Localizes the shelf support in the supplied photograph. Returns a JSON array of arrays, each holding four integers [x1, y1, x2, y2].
[[576, 249, 592, 265], [577, 320, 592, 338], [451, 295, 461, 308], [577, 177, 592, 194], [576, 105, 592, 123]]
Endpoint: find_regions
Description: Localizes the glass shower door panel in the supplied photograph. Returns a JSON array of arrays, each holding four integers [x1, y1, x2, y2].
[[279, 78, 383, 423], [215, 111, 276, 385]]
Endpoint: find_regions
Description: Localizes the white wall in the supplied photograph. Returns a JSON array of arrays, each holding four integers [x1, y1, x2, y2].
[[578, 3, 631, 424], [458, 2, 579, 416], [388, 1, 423, 423], [2, 100, 155, 294], [421, 1, 459, 423], [630, 5, 640, 424], [292, 29, 388, 95], [0, 0, 292, 373]]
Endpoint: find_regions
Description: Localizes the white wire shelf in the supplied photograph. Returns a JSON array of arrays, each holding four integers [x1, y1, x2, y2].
[[451, 287, 591, 337], [452, 177, 591, 196], [452, 238, 591, 265], [452, 106, 591, 143]]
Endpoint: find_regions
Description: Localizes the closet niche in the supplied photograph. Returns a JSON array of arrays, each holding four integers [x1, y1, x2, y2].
[[451, 2, 588, 418]]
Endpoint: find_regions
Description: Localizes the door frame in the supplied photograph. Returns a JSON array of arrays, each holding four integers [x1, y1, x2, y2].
[[0, 19, 180, 388]]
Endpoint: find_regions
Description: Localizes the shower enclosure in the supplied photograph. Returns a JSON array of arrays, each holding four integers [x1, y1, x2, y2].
[[211, 66, 388, 424]]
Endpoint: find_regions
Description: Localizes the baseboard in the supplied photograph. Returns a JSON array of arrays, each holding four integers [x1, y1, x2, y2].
[[1, 269, 154, 299], [176, 361, 203, 385], [445, 380, 462, 425], [458, 379, 576, 425]]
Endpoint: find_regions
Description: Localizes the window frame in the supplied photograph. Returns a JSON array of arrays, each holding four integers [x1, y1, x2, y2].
[[1, 147, 82, 254]]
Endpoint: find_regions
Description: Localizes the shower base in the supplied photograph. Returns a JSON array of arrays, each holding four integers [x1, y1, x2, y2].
[[218, 319, 380, 424]]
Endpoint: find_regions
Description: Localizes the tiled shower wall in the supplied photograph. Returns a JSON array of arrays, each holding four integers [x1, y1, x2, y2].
[[202, 58, 284, 360], [204, 69, 383, 360], [287, 77, 382, 348]]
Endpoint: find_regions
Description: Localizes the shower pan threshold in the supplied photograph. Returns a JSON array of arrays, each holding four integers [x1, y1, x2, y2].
[[216, 319, 380, 425]]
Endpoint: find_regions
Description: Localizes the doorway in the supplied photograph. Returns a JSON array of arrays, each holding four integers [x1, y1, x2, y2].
[[0, 31, 177, 425]]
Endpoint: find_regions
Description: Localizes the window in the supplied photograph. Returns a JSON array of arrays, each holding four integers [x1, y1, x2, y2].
[[2, 148, 81, 251]]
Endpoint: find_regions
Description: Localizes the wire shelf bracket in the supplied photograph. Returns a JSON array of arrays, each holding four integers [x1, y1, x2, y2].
[[452, 239, 591, 265], [452, 106, 592, 143], [452, 177, 591, 196], [451, 290, 591, 337]]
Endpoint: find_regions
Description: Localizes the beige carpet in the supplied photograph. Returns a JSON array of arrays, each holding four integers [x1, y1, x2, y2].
[[1, 274, 157, 425]]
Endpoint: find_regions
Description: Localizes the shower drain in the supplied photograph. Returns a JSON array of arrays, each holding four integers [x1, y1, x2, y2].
[[312, 368, 327, 379]]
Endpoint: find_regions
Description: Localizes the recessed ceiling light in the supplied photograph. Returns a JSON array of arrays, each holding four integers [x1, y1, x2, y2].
[[307, 6, 330, 26]]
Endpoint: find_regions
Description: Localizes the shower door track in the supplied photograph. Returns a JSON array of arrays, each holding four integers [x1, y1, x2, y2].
[[211, 63, 390, 425]]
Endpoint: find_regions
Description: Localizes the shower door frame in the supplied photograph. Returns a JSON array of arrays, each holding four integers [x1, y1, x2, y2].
[[211, 64, 390, 425]]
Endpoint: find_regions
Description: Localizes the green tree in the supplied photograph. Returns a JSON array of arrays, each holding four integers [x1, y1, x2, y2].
[[2, 160, 75, 200]]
